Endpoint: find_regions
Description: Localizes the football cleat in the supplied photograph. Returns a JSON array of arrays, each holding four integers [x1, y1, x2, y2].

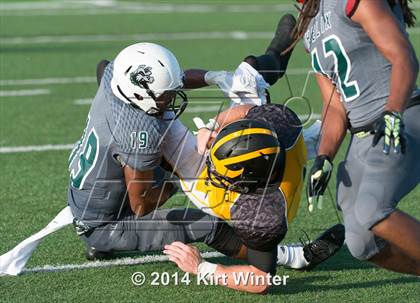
[[265, 14, 297, 58], [85, 246, 113, 261], [301, 224, 345, 271]]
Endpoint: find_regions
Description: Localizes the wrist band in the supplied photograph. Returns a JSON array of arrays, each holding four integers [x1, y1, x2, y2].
[[205, 119, 220, 131], [197, 261, 217, 280], [193, 117, 220, 131]]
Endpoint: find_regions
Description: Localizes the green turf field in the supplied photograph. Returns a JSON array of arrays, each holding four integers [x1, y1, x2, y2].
[[0, 1, 419, 302]]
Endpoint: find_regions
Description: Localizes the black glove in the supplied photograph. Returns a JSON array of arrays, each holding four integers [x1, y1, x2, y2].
[[372, 111, 405, 154], [307, 155, 333, 212]]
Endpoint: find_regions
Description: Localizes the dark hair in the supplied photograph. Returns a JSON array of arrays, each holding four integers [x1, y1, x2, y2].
[[285, 0, 416, 53], [389, 0, 417, 27]]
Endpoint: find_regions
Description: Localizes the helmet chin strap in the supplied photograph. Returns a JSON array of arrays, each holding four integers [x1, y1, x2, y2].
[[139, 80, 189, 120], [118, 80, 188, 120], [206, 155, 282, 194]]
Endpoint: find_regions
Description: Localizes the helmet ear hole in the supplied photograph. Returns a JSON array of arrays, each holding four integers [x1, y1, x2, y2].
[[134, 93, 143, 101]]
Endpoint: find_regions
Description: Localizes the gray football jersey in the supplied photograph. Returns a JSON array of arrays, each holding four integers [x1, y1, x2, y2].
[[68, 62, 167, 226], [303, 0, 406, 128]]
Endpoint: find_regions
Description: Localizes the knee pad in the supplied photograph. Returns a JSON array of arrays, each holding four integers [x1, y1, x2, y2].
[[243, 54, 281, 86], [345, 230, 385, 261]]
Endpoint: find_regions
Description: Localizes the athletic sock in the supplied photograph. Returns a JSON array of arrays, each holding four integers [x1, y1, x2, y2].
[[277, 244, 310, 269]]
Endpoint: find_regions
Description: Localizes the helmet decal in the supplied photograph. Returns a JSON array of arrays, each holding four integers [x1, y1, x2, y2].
[[129, 65, 155, 88]]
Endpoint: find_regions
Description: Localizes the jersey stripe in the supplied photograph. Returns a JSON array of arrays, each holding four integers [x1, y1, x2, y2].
[[212, 128, 276, 155]]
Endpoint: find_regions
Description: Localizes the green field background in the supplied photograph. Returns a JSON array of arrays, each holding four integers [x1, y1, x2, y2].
[[0, 1, 419, 302]]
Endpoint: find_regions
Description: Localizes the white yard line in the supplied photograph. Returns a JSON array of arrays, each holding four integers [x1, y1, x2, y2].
[[0, 77, 95, 86], [0, 114, 320, 154], [0, 69, 312, 87], [2, 28, 418, 45], [0, 31, 273, 45], [0, 89, 50, 97], [0, 144, 74, 154], [2, 0, 419, 13], [408, 27, 420, 34], [20, 251, 224, 275], [299, 114, 321, 120], [73, 98, 93, 105], [0, 1, 418, 16], [0, 2, 295, 16]]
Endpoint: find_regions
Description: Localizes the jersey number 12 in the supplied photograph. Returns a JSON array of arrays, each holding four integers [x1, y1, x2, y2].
[[312, 35, 360, 102]]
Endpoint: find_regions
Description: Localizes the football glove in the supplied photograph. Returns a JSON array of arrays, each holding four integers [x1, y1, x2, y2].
[[307, 155, 333, 212], [372, 111, 405, 154], [204, 62, 270, 106]]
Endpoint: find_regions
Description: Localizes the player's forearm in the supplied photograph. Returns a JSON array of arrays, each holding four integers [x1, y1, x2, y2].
[[183, 69, 209, 89], [386, 55, 419, 112], [213, 104, 254, 130], [315, 74, 348, 160], [211, 264, 270, 294], [318, 106, 347, 160]]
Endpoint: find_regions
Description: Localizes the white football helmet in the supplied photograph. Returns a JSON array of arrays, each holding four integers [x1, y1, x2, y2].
[[111, 42, 187, 118]]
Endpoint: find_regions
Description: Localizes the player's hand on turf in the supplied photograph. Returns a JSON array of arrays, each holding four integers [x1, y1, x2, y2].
[[372, 111, 406, 154], [197, 128, 217, 154], [163, 242, 203, 275], [307, 155, 333, 212]]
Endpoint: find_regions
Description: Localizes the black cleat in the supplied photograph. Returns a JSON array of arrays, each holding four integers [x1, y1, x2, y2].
[[265, 14, 297, 58], [301, 224, 345, 271], [96, 59, 110, 86], [86, 246, 113, 261]]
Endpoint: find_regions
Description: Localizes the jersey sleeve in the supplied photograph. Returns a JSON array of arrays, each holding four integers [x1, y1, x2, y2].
[[111, 99, 163, 171]]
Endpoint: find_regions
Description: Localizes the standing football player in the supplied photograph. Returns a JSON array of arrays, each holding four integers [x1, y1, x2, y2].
[[290, 0, 419, 274]]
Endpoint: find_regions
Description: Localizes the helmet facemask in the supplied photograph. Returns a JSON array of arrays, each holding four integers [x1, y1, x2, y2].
[[206, 153, 282, 194], [205, 156, 255, 194], [117, 79, 188, 120]]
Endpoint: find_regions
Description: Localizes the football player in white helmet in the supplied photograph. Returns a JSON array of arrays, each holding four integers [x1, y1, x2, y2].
[[110, 42, 188, 119]]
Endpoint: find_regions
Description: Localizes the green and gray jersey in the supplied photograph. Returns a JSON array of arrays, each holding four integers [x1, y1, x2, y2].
[[303, 0, 407, 128], [67, 62, 167, 226]]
